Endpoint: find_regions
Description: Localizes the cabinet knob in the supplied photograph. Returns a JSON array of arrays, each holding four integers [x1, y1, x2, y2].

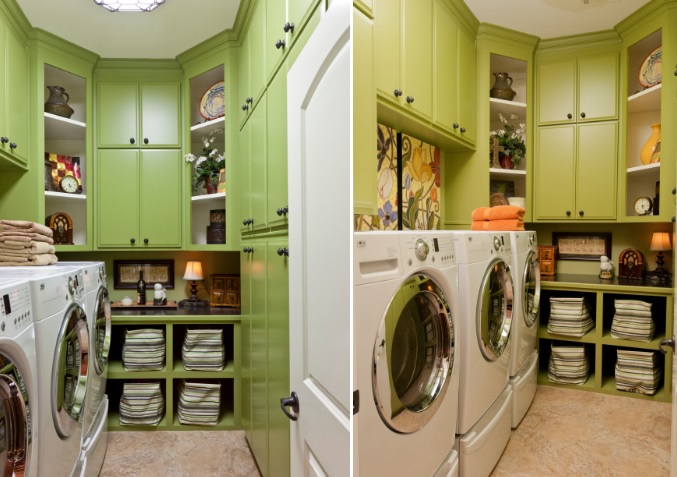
[[243, 246, 253, 254], [276, 205, 289, 217], [9, 143, 16, 150], [672, 216, 676, 223], [130, 138, 135, 144], [242, 219, 249, 226], [275, 39, 286, 49], [406, 96, 414, 104], [143, 138, 149, 145], [674, 65, 677, 76], [565, 210, 571, 216], [580, 112, 586, 119], [567, 113, 572, 119], [242, 104, 249, 111], [394, 89, 402, 97], [277, 247, 285, 256], [277, 208, 284, 216], [246, 97, 253, 104], [460, 127, 466, 133], [130, 238, 135, 244], [0, 137, 7, 144], [283, 22, 295, 33], [453, 123, 459, 129], [578, 210, 584, 216], [672, 187, 676, 195], [144, 238, 149, 244]]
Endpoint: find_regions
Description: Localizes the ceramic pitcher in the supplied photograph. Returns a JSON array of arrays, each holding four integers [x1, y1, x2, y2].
[[490, 72, 517, 101], [45, 86, 75, 118]]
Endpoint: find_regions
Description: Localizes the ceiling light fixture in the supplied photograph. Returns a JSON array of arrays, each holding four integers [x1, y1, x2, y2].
[[94, 0, 166, 12]]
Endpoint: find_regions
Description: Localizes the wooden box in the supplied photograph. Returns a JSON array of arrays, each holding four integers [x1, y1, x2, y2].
[[538, 245, 557, 276], [210, 274, 240, 308]]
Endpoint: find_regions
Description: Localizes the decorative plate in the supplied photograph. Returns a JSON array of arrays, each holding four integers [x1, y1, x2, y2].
[[199, 81, 225, 120], [638, 46, 662, 88]]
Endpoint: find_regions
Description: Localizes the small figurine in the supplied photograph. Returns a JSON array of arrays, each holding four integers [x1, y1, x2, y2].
[[599, 255, 614, 279], [153, 283, 167, 305]]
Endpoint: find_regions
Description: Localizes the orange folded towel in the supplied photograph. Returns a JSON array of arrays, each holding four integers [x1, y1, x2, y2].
[[471, 219, 524, 231], [471, 206, 525, 221]]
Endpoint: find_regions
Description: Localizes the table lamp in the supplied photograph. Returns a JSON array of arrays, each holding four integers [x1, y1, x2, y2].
[[179, 260, 209, 307], [649, 232, 672, 281]]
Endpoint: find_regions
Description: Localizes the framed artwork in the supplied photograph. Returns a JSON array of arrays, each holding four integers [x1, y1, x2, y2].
[[552, 232, 612, 261], [113, 260, 175, 289]]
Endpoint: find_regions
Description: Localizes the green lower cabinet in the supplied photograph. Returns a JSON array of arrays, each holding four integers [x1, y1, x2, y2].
[[241, 237, 290, 477], [535, 122, 617, 220], [97, 149, 182, 248]]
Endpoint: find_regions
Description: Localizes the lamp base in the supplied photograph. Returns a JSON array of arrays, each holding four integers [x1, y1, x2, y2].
[[178, 298, 210, 308]]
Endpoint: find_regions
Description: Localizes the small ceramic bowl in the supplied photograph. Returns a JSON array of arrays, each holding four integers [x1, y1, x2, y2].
[[121, 296, 133, 306]]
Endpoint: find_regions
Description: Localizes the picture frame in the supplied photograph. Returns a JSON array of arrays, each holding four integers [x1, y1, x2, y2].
[[552, 232, 612, 261], [113, 260, 175, 289]]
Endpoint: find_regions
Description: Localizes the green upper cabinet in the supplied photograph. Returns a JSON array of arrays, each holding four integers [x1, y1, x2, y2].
[[97, 81, 181, 148], [97, 149, 182, 248], [266, 0, 286, 78], [537, 51, 619, 125], [433, 0, 476, 145], [239, 95, 267, 233], [373, 0, 433, 120], [0, 16, 29, 169], [535, 122, 617, 220], [266, 68, 288, 228], [288, 0, 314, 33]]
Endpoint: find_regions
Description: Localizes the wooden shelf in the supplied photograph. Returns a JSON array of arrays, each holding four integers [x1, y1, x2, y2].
[[626, 162, 660, 176], [627, 84, 661, 113], [190, 116, 225, 142]]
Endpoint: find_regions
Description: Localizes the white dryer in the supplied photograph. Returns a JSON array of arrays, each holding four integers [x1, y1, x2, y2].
[[452, 231, 514, 477], [0, 267, 89, 477], [56, 262, 111, 477], [354, 231, 460, 477], [0, 277, 39, 477], [508, 231, 541, 428]]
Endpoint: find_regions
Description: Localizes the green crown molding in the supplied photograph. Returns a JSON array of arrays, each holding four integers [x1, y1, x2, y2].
[[176, 30, 238, 66], [94, 58, 183, 80], [30, 28, 99, 65], [442, 0, 480, 38], [477, 23, 539, 50], [615, 0, 673, 36], [536, 30, 621, 57], [0, 0, 32, 38]]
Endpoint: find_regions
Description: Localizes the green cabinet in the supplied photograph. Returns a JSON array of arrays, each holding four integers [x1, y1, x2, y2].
[[535, 122, 617, 220], [0, 15, 29, 169], [265, 69, 288, 227], [97, 149, 182, 248], [537, 52, 618, 125], [239, 95, 267, 233], [238, 0, 266, 127], [97, 82, 181, 148]]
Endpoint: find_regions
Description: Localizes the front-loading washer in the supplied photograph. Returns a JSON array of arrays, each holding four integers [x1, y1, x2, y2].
[[0, 277, 39, 477], [354, 231, 460, 477], [0, 267, 89, 477], [56, 262, 111, 477], [452, 231, 514, 477], [508, 231, 541, 428]]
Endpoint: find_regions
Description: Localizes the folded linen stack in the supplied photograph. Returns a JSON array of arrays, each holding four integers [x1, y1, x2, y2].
[[547, 296, 594, 337], [610, 299, 655, 342], [177, 381, 221, 426], [182, 328, 226, 371], [0, 219, 57, 266], [470, 205, 525, 231], [122, 328, 165, 371], [119, 381, 165, 426], [615, 349, 662, 395], [548, 343, 590, 385]]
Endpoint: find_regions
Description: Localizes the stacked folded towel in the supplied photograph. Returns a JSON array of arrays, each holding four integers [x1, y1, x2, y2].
[[471, 206, 525, 231], [615, 349, 662, 395], [177, 381, 221, 426], [0, 220, 57, 266], [610, 299, 655, 342]]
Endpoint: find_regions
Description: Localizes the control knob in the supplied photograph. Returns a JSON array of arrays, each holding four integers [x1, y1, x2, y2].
[[414, 238, 429, 261]]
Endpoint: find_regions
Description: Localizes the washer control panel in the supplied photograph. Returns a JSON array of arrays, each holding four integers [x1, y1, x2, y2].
[[401, 234, 456, 270], [0, 282, 32, 335]]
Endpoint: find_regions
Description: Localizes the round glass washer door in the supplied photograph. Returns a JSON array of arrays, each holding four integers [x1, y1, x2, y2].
[[477, 258, 514, 361], [93, 287, 112, 376], [523, 249, 541, 328], [0, 355, 30, 477], [52, 303, 89, 439], [372, 273, 455, 434]]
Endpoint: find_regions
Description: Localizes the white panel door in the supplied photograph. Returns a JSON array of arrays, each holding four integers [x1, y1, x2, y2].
[[286, 1, 351, 476]]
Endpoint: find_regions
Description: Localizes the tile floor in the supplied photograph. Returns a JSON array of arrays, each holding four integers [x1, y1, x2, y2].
[[99, 386, 671, 476]]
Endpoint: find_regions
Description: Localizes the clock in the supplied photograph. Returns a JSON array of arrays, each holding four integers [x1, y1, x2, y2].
[[59, 175, 79, 194], [634, 196, 653, 215]]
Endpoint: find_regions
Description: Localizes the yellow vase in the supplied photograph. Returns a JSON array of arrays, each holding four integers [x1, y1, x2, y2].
[[640, 123, 661, 165]]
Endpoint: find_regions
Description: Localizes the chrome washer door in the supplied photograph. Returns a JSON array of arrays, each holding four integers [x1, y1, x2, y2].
[[373, 274, 455, 434], [52, 304, 89, 439], [0, 362, 29, 477], [477, 259, 513, 361], [93, 287, 111, 376], [523, 250, 541, 328]]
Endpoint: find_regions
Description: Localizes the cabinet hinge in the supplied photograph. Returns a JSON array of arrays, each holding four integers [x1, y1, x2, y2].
[[353, 390, 359, 415]]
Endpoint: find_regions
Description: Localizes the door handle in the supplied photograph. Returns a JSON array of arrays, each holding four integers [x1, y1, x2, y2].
[[280, 391, 299, 421], [659, 336, 675, 354]]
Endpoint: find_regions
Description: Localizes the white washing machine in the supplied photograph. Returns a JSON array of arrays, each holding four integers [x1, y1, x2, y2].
[[56, 262, 111, 477], [0, 267, 89, 477], [508, 231, 541, 428], [0, 277, 39, 477], [452, 231, 514, 477], [354, 231, 460, 477]]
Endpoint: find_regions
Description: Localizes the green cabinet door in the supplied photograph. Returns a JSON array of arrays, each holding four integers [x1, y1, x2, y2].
[[240, 241, 253, 439], [239, 33, 251, 127], [535, 125, 576, 219], [288, 0, 315, 33], [250, 0, 267, 105], [457, 27, 476, 144], [373, 0, 401, 102], [250, 96, 268, 230], [239, 116, 253, 232], [576, 122, 617, 219], [537, 58, 576, 125], [97, 149, 140, 246], [3, 23, 29, 167], [266, 0, 285, 80], [139, 150, 182, 246], [266, 69, 288, 227], [97, 83, 138, 148], [266, 239, 290, 477], [140, 83, 181, 148], [577, 53, 618, 122], [433, 0, 458, 133], [402, 0, 432, 119]]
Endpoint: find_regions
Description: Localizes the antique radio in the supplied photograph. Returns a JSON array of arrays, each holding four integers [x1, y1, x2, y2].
[[207, 209, 225, 244], [45, 212, 73, 245], [618, 248, 645, 280], [210, 274, 240, 308], [538, 245, 557, 276]]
